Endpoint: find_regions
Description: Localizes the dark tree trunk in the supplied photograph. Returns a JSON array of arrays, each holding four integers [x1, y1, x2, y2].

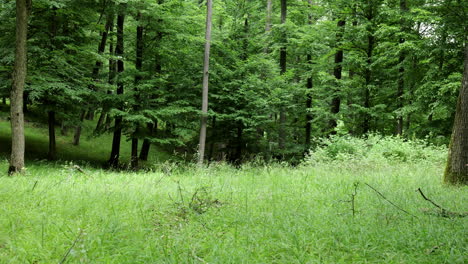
[[108, 6, 126, 168], [139, 122, 155, 161], [9, 0, 29, 175], [305, 0, 314, 150], [278, 0, 287, 150], [2, 97, 5, 104], [73, 111, 86, 145], [48, 111, 56, 160], [198, 0, 213, 165], [444, 45, 468, 185], [396, 0, 408, 136], [75, 13, 113, 143], [131, 12, 144, 169], [329, 19, 345, 133], [363, 29, 375, 135]]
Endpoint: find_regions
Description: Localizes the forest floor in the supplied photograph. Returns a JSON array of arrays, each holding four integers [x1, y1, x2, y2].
[[0, 109, 467, 263], [0, 159, 467, 263]]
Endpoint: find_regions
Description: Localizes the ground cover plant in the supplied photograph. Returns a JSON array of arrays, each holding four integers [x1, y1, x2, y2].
[[0, 137, 467, 263]]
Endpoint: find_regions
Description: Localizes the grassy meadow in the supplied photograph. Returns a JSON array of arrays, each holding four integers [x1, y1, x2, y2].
[[0, 115, 467, 263]]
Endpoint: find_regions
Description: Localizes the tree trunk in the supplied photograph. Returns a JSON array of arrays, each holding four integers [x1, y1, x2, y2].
[[48, 111, 56, 160], [73, 111, 86, 145], [278, 0, 287, 150], [396, 0, 408, 136], [139, 122, 155, 161], [197, 0, 213, 166], [329, 19, 345, 134], [363, 31, 375, 135], [444, 45, 468, 185], [108, 6, 125, 168], [9, 0, 29, 175], [75, 13, 113, 143], [305, 1, 314, 150], [131, 12, 144, 169]]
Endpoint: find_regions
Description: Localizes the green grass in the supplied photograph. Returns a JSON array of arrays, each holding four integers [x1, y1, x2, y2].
[[0, 160, 466, 263], [0, 117, 172, 167]]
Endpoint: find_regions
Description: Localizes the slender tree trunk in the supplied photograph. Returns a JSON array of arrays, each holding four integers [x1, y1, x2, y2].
[[108, 6, 125, 168], [363, 7, 375, 135], [47, 111, 56, 160], [76, 13, 113, 143], [131, 12, 144, 169], [278, 0, 287, 150], [2, 97, 5, 104], [305, 1, 314, 150], [9, 0, 29, 175], [139, 122, 155, 161], [396, 0, 408, 136], [329, 19, 345, 134], [73, 111, 86, 145], [444, 45, 468, 185], [197, 0, 213, 166]]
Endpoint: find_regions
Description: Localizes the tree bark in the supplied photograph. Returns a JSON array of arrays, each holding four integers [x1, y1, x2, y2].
[[108, 6, 125, 168], [48, 111, 56, 160], [363, 6, 375, 135], [278, 0, 287, 150], [197, 0, 213, 166], [9, 0, 29, 175], [72, 111, 86, 145], [444, 45, 468, 185], [75, 13, 113, 143], [305, 1, 314, 149], [329, 19, 345, 134], [396, 0, 408, 136], [131, 12, 144, 169]]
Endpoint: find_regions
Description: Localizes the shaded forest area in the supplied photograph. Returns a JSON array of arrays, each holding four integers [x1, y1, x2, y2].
[[0, 0, 467, 168]]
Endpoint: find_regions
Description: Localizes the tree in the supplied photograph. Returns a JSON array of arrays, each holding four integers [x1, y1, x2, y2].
[[197, 0, 213, 165], [444, 45, 468, 185], [108, 4, 126, 168], [8, 0, 29, 175]]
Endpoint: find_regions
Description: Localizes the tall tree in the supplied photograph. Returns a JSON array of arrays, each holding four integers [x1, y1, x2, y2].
[[108, 4, 125, 168], [278, 0, 287, 149], [396, 0, 408, 135], [305, 0, 314, 149], [444, 45, 468, 185], [197, 0, 213, 165], [131, 11, 144, 169], [329, 18, 345, 134], [8, 0, 29, 175]]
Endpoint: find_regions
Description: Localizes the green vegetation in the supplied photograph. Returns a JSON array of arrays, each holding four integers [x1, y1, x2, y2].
[[1, 159, 467, 263], [1, 122, 467, 263], [0, 118, 172, 167]]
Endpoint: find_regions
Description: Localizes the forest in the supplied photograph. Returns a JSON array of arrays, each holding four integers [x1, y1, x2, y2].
[[0, 0, 467, 263]]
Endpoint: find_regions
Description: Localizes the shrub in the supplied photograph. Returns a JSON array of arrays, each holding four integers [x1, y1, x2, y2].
[[304, 134, 447, 165]]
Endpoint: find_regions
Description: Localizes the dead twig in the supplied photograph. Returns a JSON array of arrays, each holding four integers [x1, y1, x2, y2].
[[365, 183, 417, 218], [59, 229, 84, 264], [417, 188, 467, 218]]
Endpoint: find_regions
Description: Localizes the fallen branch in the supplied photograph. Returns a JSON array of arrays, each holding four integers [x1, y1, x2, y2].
[[417, 188, 467, 218], [365, 183, 417, 218]]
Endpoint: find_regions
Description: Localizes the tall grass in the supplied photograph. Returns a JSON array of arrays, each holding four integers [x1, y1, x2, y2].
[[0, 157, 466, 263]]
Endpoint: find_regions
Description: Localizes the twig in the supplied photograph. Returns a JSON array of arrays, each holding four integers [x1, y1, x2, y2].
[[365, 183, 417, 218], [59, 229, 84, 264], [417, 188, 467, 218], [31, 180, 38, 191]]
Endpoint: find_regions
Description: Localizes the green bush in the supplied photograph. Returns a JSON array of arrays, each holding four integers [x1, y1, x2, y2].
[[304, 134, 447, 165]]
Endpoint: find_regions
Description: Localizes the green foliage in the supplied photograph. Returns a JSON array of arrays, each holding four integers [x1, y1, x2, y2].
[[305, 134, 447, 165]]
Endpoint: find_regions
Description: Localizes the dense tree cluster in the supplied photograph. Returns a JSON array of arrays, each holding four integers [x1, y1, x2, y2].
[[1, 0, 467, 181]]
